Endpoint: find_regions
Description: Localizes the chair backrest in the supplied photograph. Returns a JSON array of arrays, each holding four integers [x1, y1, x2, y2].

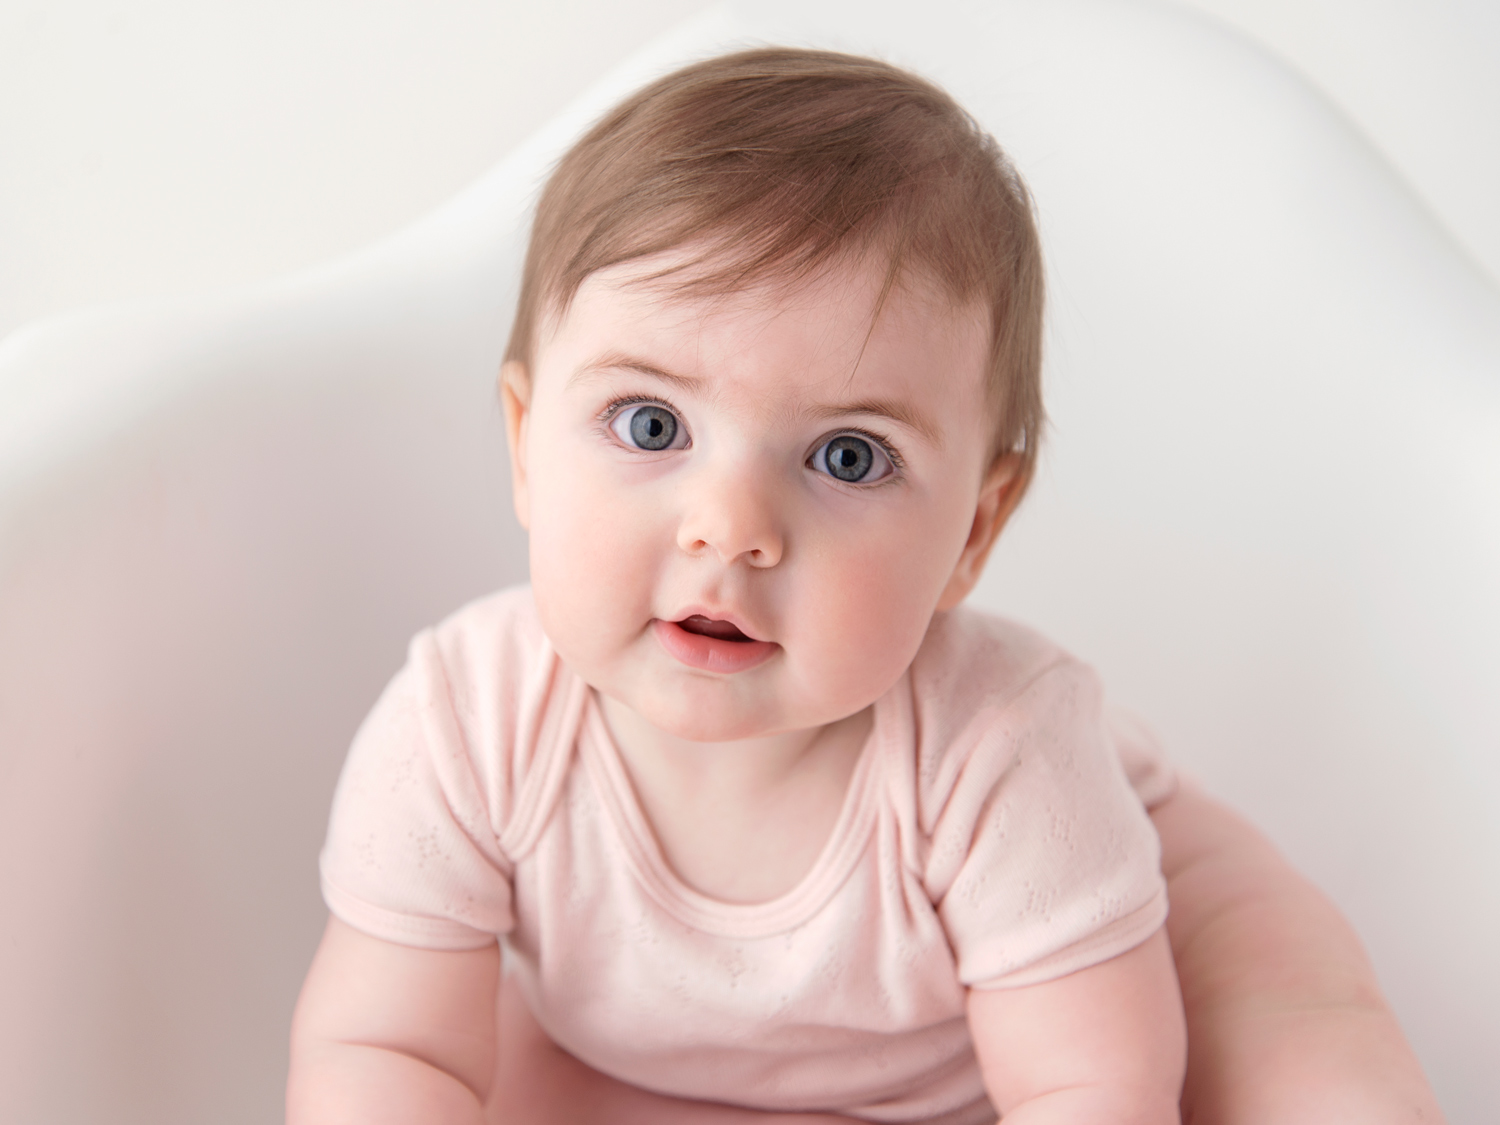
[[1, 1, 1495, 1121]]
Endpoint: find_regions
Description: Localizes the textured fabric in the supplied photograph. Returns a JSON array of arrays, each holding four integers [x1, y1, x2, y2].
[[321, 586, 1172, 1124]]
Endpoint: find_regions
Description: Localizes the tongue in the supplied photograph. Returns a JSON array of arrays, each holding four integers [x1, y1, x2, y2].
[[679, 615, 749, 642]]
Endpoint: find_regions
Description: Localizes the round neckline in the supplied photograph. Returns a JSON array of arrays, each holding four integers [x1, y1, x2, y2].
[[579, 689, 890, 939]]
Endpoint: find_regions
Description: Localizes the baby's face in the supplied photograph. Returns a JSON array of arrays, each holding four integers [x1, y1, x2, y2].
[[506, 252, 1006, 742]]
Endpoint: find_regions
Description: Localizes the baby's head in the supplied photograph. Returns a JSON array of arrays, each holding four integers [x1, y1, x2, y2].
[[501, 48, 1046, 742]]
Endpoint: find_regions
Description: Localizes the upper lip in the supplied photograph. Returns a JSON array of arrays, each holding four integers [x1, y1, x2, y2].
[[662, 606, 769, 644]]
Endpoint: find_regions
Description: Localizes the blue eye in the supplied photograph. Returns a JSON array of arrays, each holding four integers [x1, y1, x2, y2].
[[813, 434, 894, 483], [611, 403, 687, 451]]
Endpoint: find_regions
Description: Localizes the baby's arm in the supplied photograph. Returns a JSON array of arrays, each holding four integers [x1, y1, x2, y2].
[[287, 916, 499, 1125], [1154, 782, 1447, 1124], [967, 929, 1186, 1124]]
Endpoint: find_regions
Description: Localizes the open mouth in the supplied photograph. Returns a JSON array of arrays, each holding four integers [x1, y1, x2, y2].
[[652, 616, 777, 674], [677, 615, 753, 642]]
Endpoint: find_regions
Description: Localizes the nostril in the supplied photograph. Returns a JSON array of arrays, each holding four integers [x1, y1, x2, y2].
[[676, 508, 781, 565]]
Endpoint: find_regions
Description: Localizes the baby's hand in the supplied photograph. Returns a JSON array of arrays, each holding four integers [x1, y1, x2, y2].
[[967, 928, 1185, 1124]]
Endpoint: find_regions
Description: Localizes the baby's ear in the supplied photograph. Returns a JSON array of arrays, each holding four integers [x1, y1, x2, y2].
[[500, 361, 532, 530], [936, 452, 1028, 611]]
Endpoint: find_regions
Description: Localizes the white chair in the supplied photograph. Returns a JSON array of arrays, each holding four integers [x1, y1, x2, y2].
[[2, 1, 1495, 1121]]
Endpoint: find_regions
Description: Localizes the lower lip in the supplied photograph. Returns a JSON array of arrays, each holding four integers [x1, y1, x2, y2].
[[652, 619, 779, 674]]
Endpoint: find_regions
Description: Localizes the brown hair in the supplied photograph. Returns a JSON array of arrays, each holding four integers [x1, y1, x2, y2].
[[504, 47, 1045, 483]]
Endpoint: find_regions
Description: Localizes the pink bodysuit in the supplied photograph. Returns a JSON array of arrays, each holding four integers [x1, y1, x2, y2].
[[320, 587, 1174, 1124]]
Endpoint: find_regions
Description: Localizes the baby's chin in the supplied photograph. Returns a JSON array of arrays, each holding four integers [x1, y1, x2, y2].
[[607, 686, 791, 745], [588, 678, 816, 750]]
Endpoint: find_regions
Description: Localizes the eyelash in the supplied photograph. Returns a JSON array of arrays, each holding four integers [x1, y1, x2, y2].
[[597, 394, 673, 428], [597, 395, 906, 480]]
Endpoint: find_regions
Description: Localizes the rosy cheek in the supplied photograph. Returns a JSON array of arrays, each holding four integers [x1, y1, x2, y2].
[[528, 449, 664, 652], [793, 526, 947, 705]]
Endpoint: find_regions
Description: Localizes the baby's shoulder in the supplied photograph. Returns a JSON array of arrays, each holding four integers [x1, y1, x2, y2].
[[401, 585, 561, 770], [902, 608, 1109, 807], [422, 584, 548, 686], [909, 606, 1090, 720]]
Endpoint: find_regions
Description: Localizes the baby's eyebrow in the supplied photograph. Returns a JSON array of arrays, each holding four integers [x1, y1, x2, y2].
[[571, 353, 941, 446], [569, 353, 700, 392], [806, 399, 942, 447]]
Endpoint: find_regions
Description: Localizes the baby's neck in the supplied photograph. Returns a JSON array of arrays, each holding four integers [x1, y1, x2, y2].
[[599, 695, 851, 795], [597, 693, 873, 903]]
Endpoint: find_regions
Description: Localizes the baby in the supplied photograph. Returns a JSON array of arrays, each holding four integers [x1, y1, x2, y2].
[[292, 47, 1197, 1124]]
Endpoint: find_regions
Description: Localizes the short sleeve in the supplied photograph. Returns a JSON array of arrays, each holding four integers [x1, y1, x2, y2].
[[926, 659, 1168, 990], [319, 630, 514, 951]]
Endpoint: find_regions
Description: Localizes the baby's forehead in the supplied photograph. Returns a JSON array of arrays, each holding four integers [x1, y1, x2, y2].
[[545, 251, 994, 434], [558, 247, 988, 344]]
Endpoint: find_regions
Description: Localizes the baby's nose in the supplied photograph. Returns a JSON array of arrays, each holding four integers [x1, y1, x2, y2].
[[676, 466, 784, 568]]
